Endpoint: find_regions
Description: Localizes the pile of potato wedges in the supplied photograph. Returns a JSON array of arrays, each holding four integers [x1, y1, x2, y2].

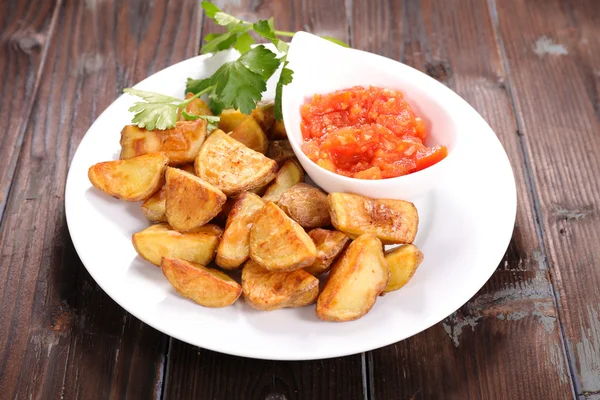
[[88, 97, 424, 322]]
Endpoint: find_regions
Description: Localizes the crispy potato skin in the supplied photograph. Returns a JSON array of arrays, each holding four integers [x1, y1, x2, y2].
[[250, 101, 275, 132], [316, 234, 389, 321], [165, 167, 226, 232], [216, 192, 266, 269], [195, 130, 278, 196], [119, 120, 207, 165], [88, 152, 168, 201], [305, 229, 350, 276], [268, 120, 287, 140], [132, 223, 222, 266], [218, 109, 248, 133], [242, 260, 319, 311], [278, 183, 331, 229], [162, 257, 241, 307], [141, 186, 167, 222], [383, 244, 423, 293], [249, 202, 317, 271], [262, 159, 304, 203], [229, 116, 269, 154], [328, 193, 418, 244], [266, 140, 296, 167]]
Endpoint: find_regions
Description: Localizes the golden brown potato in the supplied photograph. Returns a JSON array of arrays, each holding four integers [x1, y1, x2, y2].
[[120, 120, 207, 165], [278, 183, 330, 229], [229, 116, 268, 154], [242, 260, 319, 311], [165, 167, 226, 232], [141, 186, 167, 222], [328, 192, 418, 244], [178, 93, 212, 120], [210, 197, 236, 227], [262, 159, 304, 203], [248, 182, 269, 196], [305, 229, 349, 276], [162, 257, 241, 307], [132, 223, 222, 266], [216, 192, 266, 269], [268, 120, 287, 140], [218, 109, 247, 132], [178, 163, 196, 174], [316, 234, 389, 322], [250, 101, 275, 132], [88, 152, 168, 201], [266, 140, 296, 167], [383, 244, 423, 293], [249, 202, 316, 271], [195, 130, 278, 196]]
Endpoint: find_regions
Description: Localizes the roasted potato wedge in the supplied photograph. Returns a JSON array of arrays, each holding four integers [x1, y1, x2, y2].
[[218, 109, 247, 132], [316, 234, 389, 321], [249, 202, 316, 271], [262, 160, 304, 203], [266, 140, 296, 167], [328, 192, 418, 244], [88, 152, 168, 201], [195, 130, 278, 196], [178, 93, 212, 120], [165, 167, 226, 232], [383, 244, 423, 293], [216, 192, 266, 269], [278, 183, 330, 229], [141, 186, 167, 222], [305, 229, 350, 276], [162, 257, 241, 307], [178, 163, 196, 174], [120, 120, 207, 165], [268, 120, 287, 140], [132, 223, 222, 266], [210, 197, 236, 227], [250, 101, 275, 132], [230, 116, 268, 154], [242, 260, 319, 311]]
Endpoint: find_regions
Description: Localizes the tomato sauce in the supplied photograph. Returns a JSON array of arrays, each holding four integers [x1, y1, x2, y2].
[[300, 86, 447, 179]]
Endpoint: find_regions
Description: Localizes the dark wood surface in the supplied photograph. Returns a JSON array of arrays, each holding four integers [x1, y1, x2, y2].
[[0, 0, 598, 399]]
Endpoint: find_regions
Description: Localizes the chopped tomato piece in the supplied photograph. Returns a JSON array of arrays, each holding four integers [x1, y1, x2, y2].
[[414, 146, 448, 172]]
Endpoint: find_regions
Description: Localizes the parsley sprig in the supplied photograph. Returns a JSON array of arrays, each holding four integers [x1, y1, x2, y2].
[[123, 1, 348, 130]]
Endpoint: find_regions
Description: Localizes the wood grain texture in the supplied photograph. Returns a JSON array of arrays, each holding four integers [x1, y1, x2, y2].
[[0, 1, 58, 225], [492, 0, 600, 396], [0, 0, 201, 398], [162, 2, 366, 400], [352, 0, 575, 398]]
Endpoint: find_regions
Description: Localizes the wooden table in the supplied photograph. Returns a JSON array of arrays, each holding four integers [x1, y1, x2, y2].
[[1, 0, 598, 398]]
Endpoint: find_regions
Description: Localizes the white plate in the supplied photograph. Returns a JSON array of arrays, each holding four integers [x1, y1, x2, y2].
[[65, 49, 516, 360]]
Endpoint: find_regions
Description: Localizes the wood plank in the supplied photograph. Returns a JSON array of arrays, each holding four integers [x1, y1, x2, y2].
[[163, 2, 365, 400], [0, 0, 201, 398], [491, 0, 600, 396], [352, 0, 575, 398], [0, 0, 58, 225]]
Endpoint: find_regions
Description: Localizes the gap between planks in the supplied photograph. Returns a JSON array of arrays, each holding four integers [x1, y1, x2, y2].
[[486, 0, 579, 398]]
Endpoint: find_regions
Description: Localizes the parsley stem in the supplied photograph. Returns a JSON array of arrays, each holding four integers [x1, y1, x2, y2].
[[179, 85, 214, 107], [274, 30, 295, 37]]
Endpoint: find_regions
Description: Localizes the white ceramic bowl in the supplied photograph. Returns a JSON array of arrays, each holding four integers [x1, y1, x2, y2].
[[282, 32, 461, 201]]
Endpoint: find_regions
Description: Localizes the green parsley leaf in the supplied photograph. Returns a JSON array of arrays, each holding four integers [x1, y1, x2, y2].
[[274, 63, 294, 121], [214, 11, 242, 26], [185, 77, 212, 95], [123, 88, 181, 104], [201, 1, 220, 18], [237, 45, 280, 79], [233, 32, 255, 54], [181, 111, 220, 133], [201, 31, 239, 54], [128, 102, 179, 131], [253, 18, 277, 41]]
